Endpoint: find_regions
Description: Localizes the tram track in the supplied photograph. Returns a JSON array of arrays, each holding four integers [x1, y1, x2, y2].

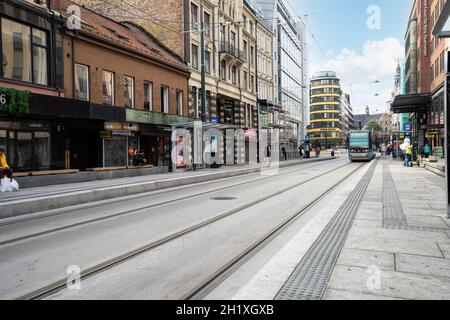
[[182, 161, 369, 300], [0, 159, 346, 246], [16, 160, 358, 300]]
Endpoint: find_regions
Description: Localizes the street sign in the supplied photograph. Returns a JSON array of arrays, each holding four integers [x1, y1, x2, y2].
[[404, 123, 412, 131]]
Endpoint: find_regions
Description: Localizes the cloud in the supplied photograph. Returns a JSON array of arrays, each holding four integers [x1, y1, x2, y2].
[[311, 37, 404, 114]]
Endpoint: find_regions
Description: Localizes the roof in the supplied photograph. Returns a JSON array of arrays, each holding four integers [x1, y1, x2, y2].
[[52, 0, 188, 72]]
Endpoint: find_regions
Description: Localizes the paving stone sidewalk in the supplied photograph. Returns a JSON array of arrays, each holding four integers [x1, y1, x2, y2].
[[324, 158, 450, 300]]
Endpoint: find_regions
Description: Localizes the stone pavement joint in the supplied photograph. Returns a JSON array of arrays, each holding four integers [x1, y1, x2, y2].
[[275, 161, 378, 300]]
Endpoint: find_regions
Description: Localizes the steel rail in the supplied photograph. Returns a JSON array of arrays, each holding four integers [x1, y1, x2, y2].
[[182, 162, 369, 300], [16, 160, 354, 300], [0, 160, 346, 246]]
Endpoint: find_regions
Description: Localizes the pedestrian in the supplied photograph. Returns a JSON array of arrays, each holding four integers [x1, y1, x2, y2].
[[298, 145, 304, 159], [314, 145, 320, 158], [266, 144, 272, 163], [423, 143, 431, 159], [0, 148, 12, 181], [281, 146, 287, 161], [406, 143, 412, 167]]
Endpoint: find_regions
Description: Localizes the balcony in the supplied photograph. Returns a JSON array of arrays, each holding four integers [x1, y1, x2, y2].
[[220, 42, 246, 65]]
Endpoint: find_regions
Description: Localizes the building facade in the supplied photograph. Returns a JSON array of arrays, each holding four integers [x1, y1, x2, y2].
[[340, 93, 354, 146], [307, 71, 343, 148], [0, 0, 192, 172], [254, 0, 308, 149], [0, 0, 65, 172], [256, 17, 275, 131], [80, 0, 260, 131], [428, 0, 447, 154]]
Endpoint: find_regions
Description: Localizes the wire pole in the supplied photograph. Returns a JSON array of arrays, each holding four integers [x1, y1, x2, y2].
[[200, 0, 206, 123]]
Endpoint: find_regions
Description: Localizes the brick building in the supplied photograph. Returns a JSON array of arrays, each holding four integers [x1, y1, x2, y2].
[[0, 0, 191, 171]]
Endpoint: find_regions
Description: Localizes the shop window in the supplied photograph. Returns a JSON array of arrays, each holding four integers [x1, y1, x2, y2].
[[144, 81, 153, 111], [124, 76, 134, 108], [161, 85, 169, 113], [102, 71, 115, 105], [176, 90, 183, 116], [33, 132, 50, 169], [74, 64, 89, 101], [16, 132, 32, 170]]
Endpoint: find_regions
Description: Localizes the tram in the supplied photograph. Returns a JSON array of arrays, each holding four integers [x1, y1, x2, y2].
[[348, 130, 376, 162]]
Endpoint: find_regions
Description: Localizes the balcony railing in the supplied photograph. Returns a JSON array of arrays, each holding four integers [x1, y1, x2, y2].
[[220, 41, 246, 62]]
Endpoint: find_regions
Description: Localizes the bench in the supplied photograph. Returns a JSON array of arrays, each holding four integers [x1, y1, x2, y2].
[[422, 157, 438, 163], [86, 165, 154, 172], [12, 169, 80, 178]]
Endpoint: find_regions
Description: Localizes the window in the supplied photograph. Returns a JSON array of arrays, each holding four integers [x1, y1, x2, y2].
[[230, 31, 236, 54], [124, 76, 134, 108], [176, 90, 183, 116], [144, 81, 153, 111], [205, 50, 211, 74], [191, 3, 198, 30], [243, 40, 248, 60], [74, 64, 89, 101], [243, 71, 248, 89], [192, 44, 198, 69], [249, 22, 254, 35], [204, 12, 211, 37], [1, 18, 48, 85], [102, 71, 114, 105], [250, 46, 255, 65], [220, 24, 226, 46], [220, 60, 226, 80], [250, 75, 255, 92], [161, 86, 169, 113], [232, 65, 237, 84]]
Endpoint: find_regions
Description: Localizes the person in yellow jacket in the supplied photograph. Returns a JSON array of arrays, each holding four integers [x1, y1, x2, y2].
[[0, 148, 12, 180], [405, 144, 412, 167]]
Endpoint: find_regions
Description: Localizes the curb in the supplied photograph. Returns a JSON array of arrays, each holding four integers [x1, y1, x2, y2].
[[0, 157, 335, 219]]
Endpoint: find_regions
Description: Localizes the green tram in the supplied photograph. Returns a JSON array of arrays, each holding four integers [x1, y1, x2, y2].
[[348, 130, 376, 162]]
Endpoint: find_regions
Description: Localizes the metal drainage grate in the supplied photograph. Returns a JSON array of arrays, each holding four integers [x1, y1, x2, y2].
[[275, 160, 378, 300], [210, 197, 237, 201]]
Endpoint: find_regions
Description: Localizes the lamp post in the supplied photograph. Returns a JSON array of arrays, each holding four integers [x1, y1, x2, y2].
[[200, 0, 206, 123]]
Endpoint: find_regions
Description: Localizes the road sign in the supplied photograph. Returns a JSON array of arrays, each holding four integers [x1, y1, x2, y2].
[[211, 118, 219, 124]]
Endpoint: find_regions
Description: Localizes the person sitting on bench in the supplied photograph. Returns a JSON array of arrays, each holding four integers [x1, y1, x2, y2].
[[0, 148, 12, 181]]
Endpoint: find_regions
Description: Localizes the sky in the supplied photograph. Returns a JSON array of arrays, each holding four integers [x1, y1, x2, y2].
[[289, 0, 414, 115]]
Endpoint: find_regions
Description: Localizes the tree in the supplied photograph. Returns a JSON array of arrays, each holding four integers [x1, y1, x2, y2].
[[364, 120, 383, 148], [364, 120, 383, 132]]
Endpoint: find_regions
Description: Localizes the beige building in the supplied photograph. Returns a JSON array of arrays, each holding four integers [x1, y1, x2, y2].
[[256, 18, 275, 130], [78, 0, 259, 129]]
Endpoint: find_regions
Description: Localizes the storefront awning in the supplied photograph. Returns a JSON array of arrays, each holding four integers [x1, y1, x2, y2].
[[391, 93, 431, 114], [433, 0, 450, 38]]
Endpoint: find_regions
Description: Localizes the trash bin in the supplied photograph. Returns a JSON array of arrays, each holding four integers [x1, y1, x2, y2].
[[331, 150, 335, 157]]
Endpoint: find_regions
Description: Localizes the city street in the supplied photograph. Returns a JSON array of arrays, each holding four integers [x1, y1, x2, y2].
[[0, 155, 448, 300], [2, 0, 450, 309]]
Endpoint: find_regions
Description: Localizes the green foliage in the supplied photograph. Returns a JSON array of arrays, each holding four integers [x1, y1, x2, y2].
[[364, 120, 383, 132], [0, 87, 29, 116]]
